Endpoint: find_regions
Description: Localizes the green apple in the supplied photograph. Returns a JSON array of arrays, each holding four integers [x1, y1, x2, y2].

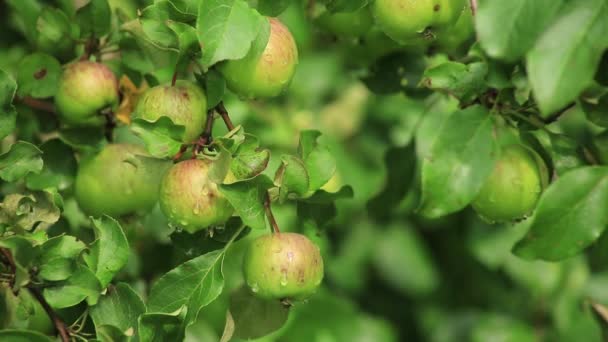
[[159, 159, 234, 232], [472, 145, 544, 222], [435, 5, 474, 52], [372, 0, 467, 43], [243, 232, 324, 301], [75, 144, 169, 217], [220, 18, 298, 99], [55, 61, 119, 126], [133, 80, 207, 143], [317, 7, 374, 37]]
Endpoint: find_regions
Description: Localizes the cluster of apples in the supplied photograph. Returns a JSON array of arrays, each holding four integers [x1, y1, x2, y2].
[[54, 18, 322, 302]]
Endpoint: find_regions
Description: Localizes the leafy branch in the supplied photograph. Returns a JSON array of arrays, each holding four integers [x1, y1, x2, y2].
[[0, 247, 70, 342]]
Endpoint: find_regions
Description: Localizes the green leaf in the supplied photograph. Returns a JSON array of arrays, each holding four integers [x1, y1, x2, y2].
[[37, 235, 85, 281], [131, 117, 185, 159], [372, 224, 439, 296], [219, 175, 274, 230], [35, 7, 74, 55], [527, 0, 608, 116], [83, 216, 130, 288], [549, 134, 586, 176], [298, 130, 336, 192], [16, 53, 61, 99], [138, 309, 186, 342], [90, 283, 146, 337], [140, 3, 179, 48], [0, 236, 39, 289], [77, 0, 112, 38], [43, 264, 102, 308], [420, 61, 488, 104], [0, 191, 61, 231], [147, 250, 225, 326], [0, 141, 43, 182], [514, 167, 608, 261], [0, 69, 17, 140], [0, 330, 55, 342], [201, 70, 225, 109], [229, 134, 270, 180], [197, 0, 268, 68], [58, 126, 106, 151], [419, 106, 499, 218], [471, 314, 536, 342], [229, 286, 289, 339], [296, 186, 354, 228], [25, 139, 77, 191], [476, 0, 564, 61], [367, 144, 417, 221], [275, 155, 309, 201], [257, 0, 292, 16]]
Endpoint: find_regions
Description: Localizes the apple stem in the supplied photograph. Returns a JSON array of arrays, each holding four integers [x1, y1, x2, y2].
[[216, 102, 235, 131], [470, 0, 477, 15], [171, 71, 178, 87], [193, 109, 215, 156], [264, 192, 281, 234], [0, 248, 71, 342], [103, 110, 116, 142]]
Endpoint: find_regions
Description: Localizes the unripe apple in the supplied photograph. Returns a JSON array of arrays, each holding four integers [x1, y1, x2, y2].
[[133, 80, 207, 143], [435, 4, 474, 52], [55, 61, 119, 126], [220, 18, 298, 99], [472, 145, 544, 222], [317, 7, 374, 37], [243, 232, 324, 301], [372, 0, 467, 43], [159, 159, 234, 232], [75, 144, 168, 217]]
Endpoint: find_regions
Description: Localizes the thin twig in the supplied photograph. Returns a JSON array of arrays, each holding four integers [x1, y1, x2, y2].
[[470, 0, 477, 16], [28, 288, 71, 342], [17, 96, 56, 113], [172, 144, 188, 162], [216, 102, 235, 131], [193, 109, 216, 156], [103, 110, 116, 142], [263, 192, 281, 234], [0, 248, 70, 342]]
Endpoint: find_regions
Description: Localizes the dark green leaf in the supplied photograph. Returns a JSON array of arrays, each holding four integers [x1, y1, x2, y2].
[[367, 144, 417, 221], [297, 130, 336, 192], [0, 141, 43, 182], [77, 0, 112, 38], [90, 283, 146, 336], [514, 167, 608, 261], [147, 250, 225, 326], [131, 117, 185, 159], [527, 0, 608, 116], [37, 235, 85, 281], [419, 106, 499, 218], [219, 175, 274, 230], [43, 264, 102, 308], [25, 139, 77, 191], [476, 0, 564, 61], [229, 286, 289, 339], [0, 69, 17, 140], [0, 330, 54, 342], [257, 0, 292, 16], [420, 61, 488, 104], [138, 310, 186, 342], [197, 0, 268, 68], [83, 216, 130, 288]]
